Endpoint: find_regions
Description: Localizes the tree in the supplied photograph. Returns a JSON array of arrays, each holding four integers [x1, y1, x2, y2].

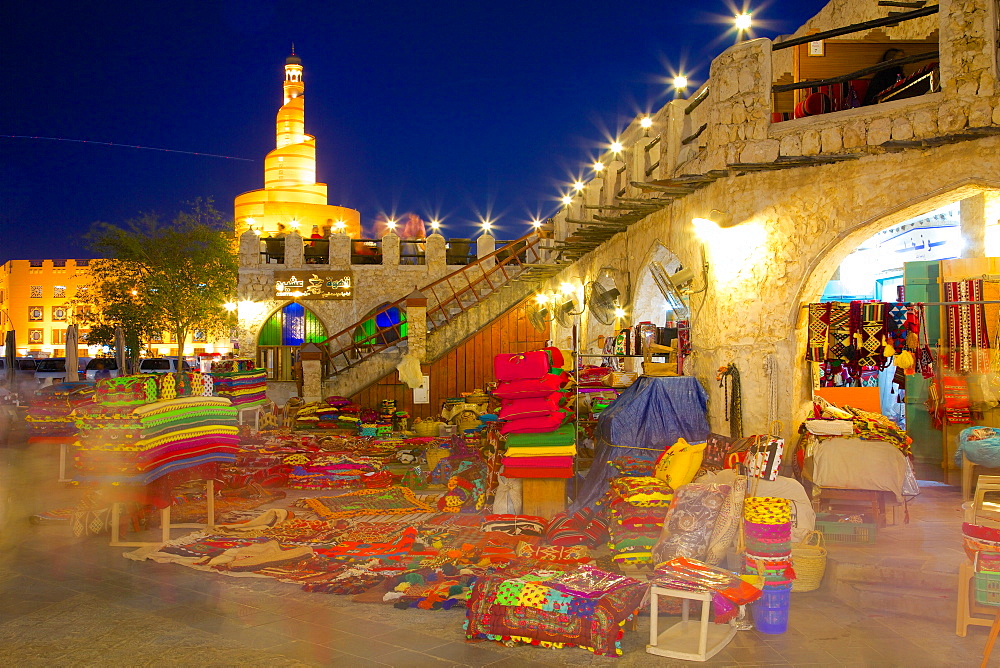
[[83, 199, 238, 375]]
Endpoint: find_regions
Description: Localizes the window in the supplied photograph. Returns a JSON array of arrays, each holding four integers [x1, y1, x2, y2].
[[53, 285, 66, 298], [150, 332, 163, 343], [28, 306, 43, 321], [28, 329, 43, 344], [193, 329, 207, 343], [52, 260, 66, 268], [29, 260, 43, 268], [52, 329, 66, 345], [30, 286, 43, 299], [76, 259, 89, 267], [51, 306, 67, 321]]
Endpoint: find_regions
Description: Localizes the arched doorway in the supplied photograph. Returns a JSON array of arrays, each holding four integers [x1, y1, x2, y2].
[[257, 302, 327, 380]]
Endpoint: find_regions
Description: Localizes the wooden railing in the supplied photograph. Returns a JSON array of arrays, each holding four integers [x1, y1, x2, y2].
[[319, 231, 545, 375]]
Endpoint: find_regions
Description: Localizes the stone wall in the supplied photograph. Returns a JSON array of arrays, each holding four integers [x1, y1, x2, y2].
[[547, 134, 1000, 443], [235, 230, 503, 357]]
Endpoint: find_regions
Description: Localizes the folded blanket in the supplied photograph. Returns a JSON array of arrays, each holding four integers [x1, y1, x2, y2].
[[502, 456, 574, 468], [504, 423, 576, 445], [504, 467, 574, 478], [505, 445, 576, 457]]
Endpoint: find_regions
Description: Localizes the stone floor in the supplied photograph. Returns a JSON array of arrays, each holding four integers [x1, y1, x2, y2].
[[1, 434, 996, 667]]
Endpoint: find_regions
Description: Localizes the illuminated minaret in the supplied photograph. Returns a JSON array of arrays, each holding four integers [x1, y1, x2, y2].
[[235, 50, 361, 238]]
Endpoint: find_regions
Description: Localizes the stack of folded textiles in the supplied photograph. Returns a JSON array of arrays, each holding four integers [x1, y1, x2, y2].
[[211, 365, 267, 407], [24, 382, 95, 438], [73, 376, 238, 485], [493, 348, 575, 479]]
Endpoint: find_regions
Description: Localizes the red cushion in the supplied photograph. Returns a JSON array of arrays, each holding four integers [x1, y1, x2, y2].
[[494, 350, 553, 381], [493, 374, 568, 400], [500, 410, 572, 434], [793, 92, 832, 119], [498, 393, 565, 420]]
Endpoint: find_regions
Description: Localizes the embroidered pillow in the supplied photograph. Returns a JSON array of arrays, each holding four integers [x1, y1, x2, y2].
[[95, 375, 158, 406], [156, 373, 177, 400], [651, 483, 730, 564], [481, 514, 547, 536], [515, 541, 589, 561], [653, 439, 706, 488]]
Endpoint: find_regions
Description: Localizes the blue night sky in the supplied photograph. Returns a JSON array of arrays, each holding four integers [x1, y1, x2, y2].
[[0, 0, 829, 262]]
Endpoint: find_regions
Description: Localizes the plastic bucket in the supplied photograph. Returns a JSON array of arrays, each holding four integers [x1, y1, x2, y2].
[[752, 583, 792, 634]]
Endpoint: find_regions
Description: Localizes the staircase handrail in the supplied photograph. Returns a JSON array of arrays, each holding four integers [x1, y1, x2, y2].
[[318, 231, 544, 371]]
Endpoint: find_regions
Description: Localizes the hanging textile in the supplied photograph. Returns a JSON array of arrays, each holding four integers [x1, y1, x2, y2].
[[827, 302, 852, 361], [856, 301, 887, 368], [944, 279, 990, 373], [805, 303, 830, 362]]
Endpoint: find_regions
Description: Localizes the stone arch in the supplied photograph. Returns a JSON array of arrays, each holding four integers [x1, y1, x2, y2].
[[631, 240, 684, 323], [785, 179, 1000, 425], [255, 301, 329, 380]]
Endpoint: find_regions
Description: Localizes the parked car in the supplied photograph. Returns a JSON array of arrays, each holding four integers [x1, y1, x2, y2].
[[84, 358, 121, 381], [138, 358, 193, 374], [34, 358, 68, 384]]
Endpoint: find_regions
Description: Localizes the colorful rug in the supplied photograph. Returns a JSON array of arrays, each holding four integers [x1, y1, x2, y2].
[[303, 487, 435, 520]]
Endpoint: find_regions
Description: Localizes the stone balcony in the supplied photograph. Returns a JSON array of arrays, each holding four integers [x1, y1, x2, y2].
[[551, 0, 999, 239]]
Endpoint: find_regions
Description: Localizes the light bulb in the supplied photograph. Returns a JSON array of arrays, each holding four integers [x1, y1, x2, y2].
[[252, 228, 262, 236], [735, 13, 752, 30], [245, 217, 255, 226], [430, 220, 441, 230], [224, 302, 237, 312], [560, 282, 576, 295], [610, 141, 623, 153], [673, 75, 688, 89], [289, 219, 300, 229], [562, 195, 573, 205], [573, 181, 585, 192], [535, 293, 549, 304], [614, 307, 626, 319], [640, 117, 653, 129], [531, 219, 542, 228], [386, 219, 397, 230], [335, 219, 346, 231], [593, 161, 604, 172]]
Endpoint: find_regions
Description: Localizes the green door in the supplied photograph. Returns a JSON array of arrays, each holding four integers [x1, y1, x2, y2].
[[903, 260, 941, 464]]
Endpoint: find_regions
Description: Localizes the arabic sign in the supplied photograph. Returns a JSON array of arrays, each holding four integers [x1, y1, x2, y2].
[[274, 270, 353, 300]]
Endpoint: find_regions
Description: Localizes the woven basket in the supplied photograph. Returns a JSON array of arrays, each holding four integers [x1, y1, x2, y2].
[[642, 361, 678, 377], [790, 530, 827, 592], [425, 445, 448, 471], [414, 421, 443, 437]]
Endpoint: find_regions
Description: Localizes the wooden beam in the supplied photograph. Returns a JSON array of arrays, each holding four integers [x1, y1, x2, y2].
[[684, 86, 710, 115], [681, 123, 708, 146], [630, 182, 696, 194], [772, 5, 939, 51], [878, 1, 926, 7]]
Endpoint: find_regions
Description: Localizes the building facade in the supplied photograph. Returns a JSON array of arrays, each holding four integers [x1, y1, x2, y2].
[[0, 259, 233, 358]]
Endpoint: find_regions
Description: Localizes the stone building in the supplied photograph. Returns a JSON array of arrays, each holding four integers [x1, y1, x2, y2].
[[538, 0, 1000, 458], [235, 0, 1000, 463]]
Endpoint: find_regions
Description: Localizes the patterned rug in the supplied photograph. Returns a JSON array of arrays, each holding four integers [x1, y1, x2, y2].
[[302, 487, 435, 520]]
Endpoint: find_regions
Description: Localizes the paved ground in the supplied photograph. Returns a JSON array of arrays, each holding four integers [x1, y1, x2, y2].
[[0, 426, 994, 667]]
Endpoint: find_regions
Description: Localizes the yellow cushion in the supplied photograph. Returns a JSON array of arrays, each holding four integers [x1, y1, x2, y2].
[[653, 438, 706, 488]]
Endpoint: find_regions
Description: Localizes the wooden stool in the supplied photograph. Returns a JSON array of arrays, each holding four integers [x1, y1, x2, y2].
[[813, 487, 888, 528], [521, 478, 567, 520]]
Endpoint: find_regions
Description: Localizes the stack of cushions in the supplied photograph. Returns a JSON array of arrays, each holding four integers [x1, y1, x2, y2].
[[211, 368, 267, 407], [742, 497, 794, 588], [24, 382, 95, 438], [73, 387, 239, 485], [494, 348, 575, 479], [603, 476, 674, 564], [153, 371, 215, 400]]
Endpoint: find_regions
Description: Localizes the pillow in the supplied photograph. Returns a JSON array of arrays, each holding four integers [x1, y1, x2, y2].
[[653, 439, 706, 488], [325, 395, 352, 407], [481, 514, 547, 536], [651, 483, 730, 564], [493, 375, 568, 400], [704, 475, 747, 566], [515, 541, 589, 562], [500, 410, 572, 434], [498, 393, 565, 420], [95, 375, 158, 406], [494, 351, 553, 381], [156, 373, 177, 400]]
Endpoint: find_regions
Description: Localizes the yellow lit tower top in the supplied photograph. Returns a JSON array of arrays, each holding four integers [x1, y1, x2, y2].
[[234, 49, 362, 238]]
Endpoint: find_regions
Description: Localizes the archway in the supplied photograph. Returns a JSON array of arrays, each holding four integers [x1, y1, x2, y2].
[[256, 302, 328, 380], [631, 241, 684, 324], [789, 185, 998, 466]]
